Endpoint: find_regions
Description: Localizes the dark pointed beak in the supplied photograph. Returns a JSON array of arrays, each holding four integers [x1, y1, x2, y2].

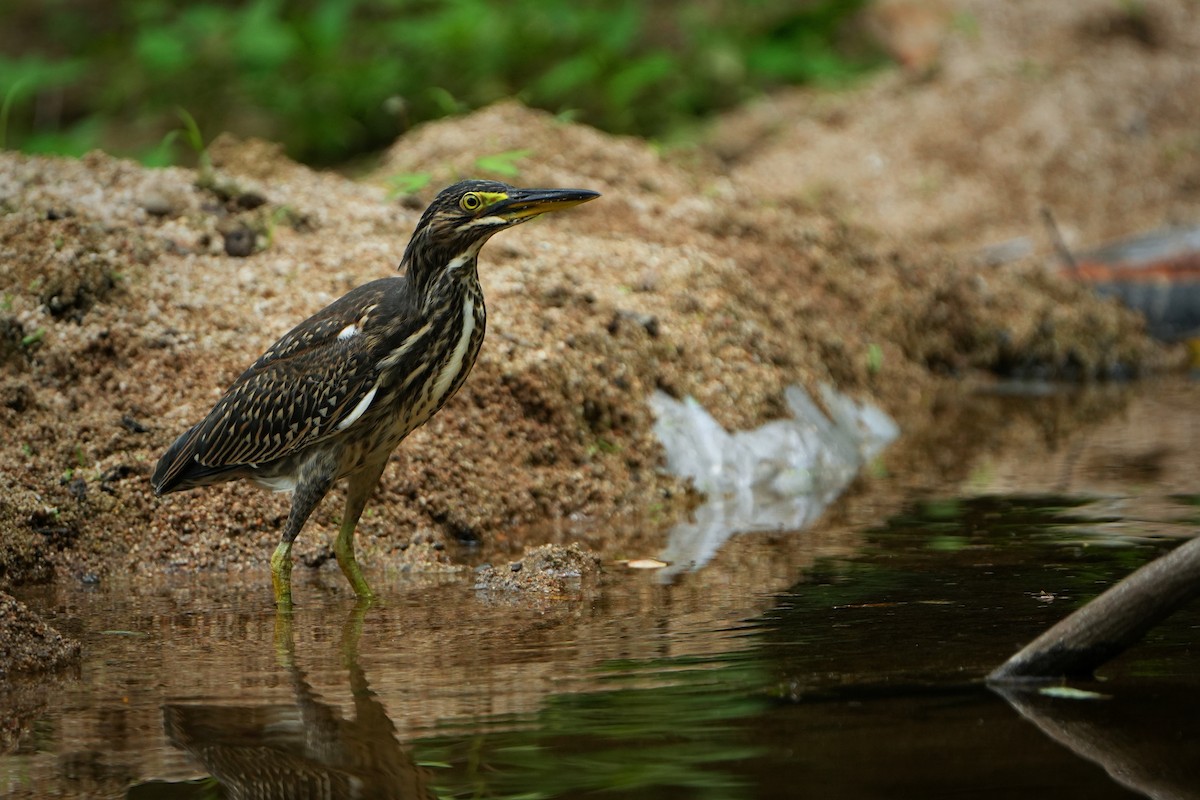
[[495, 187, 600, 221]]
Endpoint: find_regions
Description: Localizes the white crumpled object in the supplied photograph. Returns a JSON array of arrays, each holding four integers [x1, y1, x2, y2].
[[650, 384, 898, 577]]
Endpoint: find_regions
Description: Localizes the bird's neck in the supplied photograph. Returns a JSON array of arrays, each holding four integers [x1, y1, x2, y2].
[[401, 234, 485, 307]]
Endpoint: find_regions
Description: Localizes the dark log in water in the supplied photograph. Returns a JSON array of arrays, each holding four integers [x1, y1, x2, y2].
[[988, 533, 1200, 683]]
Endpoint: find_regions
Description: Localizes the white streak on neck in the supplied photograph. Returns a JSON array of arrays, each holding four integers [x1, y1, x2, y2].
[[445, 240, 484, 273], [431, 295, 477, 401], [337, 324, 359, 340]]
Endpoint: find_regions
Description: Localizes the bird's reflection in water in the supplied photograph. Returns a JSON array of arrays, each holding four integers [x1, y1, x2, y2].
[[163, 604, 435, 800]]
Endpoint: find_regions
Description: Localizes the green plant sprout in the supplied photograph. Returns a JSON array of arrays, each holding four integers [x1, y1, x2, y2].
[[385, 172, 433, 198], [866, 342, 883, 374], [474, 149, 531, 178], [163, 107, 215, 186]]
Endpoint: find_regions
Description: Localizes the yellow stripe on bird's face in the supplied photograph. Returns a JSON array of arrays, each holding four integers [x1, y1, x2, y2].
[[453, 186, 600, 234], [459, 191, 509, 215], [454, 191, 511, 234]]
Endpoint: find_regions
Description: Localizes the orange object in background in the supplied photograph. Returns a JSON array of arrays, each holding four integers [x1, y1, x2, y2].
[[1069, 227, 1200, 343]]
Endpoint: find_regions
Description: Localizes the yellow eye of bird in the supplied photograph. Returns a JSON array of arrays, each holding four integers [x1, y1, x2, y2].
[[460, 192, 483, 212]]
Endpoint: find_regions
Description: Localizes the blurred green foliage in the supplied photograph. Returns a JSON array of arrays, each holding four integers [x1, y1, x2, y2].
[[0, 0, 877, 166]]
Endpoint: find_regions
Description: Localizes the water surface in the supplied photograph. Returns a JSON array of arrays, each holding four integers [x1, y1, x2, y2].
[[3, 379, 1199, 799]]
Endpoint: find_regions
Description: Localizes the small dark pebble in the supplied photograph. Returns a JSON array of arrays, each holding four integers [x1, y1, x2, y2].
[[3, 382, 32, 413], [222, 225, 256, 257], [509, 561, 523, 573], [474, 563, 492, 573], [432, 541, 444, 551], [235, 191, 268, 210], [100, 465, 135, 482], [542, 285, 572, 308], [398, 541, 409, 551], [99, 464, 135, 493], [67, 476, 88, 501], [81, 573, 100, 585], [120, 414, 150, 434]]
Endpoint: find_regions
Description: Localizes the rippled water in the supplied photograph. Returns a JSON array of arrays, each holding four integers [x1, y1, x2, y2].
[[3, 379, 1199, 799]]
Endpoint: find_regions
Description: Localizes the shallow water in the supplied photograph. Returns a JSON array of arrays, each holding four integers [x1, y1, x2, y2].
[[3, 379, 1199, 799]]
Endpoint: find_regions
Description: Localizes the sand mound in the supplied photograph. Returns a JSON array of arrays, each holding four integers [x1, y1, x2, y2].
[[5, 0, 1197, 672]]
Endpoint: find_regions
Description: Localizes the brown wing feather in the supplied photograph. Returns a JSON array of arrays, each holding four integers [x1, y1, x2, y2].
[[153, 278, 426, 494], [191, 336, 377, 467], [193, 279, 415, 468], [150, 338, 377, 495]]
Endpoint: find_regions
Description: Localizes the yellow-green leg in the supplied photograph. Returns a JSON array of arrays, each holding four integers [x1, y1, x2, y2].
[[335, 461, 387, 601], [271, 541, 295, 610], [273, 599, 296, 668], [271, 467, 334, 610]]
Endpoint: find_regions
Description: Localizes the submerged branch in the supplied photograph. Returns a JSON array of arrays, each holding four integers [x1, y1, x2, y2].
[[988, 534, 1200, 683]]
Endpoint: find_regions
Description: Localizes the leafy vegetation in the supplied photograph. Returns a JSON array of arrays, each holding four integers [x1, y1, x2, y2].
[[0, 0, 878, 166]]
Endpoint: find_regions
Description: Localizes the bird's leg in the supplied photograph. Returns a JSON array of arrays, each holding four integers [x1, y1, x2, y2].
[[273, 604, 297, 669], [334, 460, 388, 600], [272, 468, 334, 610]]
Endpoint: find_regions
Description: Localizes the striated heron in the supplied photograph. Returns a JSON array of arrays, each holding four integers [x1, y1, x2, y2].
[[152, 180, 599, 608]]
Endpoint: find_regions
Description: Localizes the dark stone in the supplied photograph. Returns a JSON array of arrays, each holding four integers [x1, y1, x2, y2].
[[222, 225, 256, 257], [120, 415, 150, 434], [67, 477, 87, 502], [235, 191, 268, 210]]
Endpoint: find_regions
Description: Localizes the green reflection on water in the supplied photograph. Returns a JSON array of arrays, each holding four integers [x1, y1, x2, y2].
[[416, 653, 769, 800]]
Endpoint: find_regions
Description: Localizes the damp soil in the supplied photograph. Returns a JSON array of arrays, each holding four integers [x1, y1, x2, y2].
[[2, 0, 1198, 676]]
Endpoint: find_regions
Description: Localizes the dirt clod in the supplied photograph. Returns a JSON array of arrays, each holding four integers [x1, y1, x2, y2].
[[474, 543, 602, 594], [0, 592, 80, 679]]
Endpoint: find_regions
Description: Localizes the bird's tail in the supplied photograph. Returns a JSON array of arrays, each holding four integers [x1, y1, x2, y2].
[[151, 425, 201, 496], [153, 424, 245, 495]]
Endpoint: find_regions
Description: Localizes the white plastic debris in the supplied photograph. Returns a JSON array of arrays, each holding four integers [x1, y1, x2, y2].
[[650, 383, 899, 577]]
